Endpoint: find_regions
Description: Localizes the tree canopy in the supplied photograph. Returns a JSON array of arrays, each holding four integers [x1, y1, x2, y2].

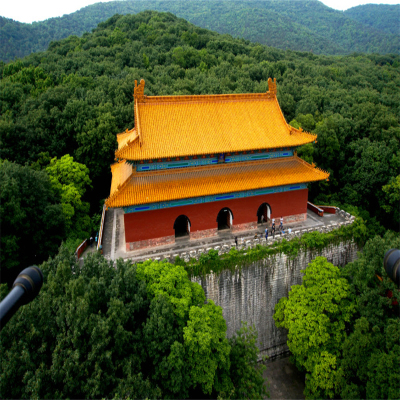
[[0, 160, 65, 274], [0, 249, 268, 399], [274, 233, 400, 399], [344, 4, 400, 36], [45, 154, 92, 239], [274, 257, 356, 399]]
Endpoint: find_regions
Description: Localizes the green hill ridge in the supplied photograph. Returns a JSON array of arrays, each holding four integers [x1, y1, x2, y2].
[[344, 4, 400, 36], [1, 0, 399, 62]]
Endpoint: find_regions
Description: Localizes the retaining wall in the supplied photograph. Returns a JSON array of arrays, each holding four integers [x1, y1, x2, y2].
[[191, 239, 359, 359]]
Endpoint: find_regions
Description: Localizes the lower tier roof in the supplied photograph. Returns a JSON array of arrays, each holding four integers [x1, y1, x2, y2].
[[106, 156, 329, 209]]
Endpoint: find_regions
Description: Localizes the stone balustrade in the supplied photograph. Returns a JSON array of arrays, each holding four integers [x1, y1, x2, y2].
[[126, 209, 355, 265]]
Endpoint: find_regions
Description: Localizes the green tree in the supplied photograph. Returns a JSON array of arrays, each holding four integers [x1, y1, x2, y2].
[[0, 248, 160, 399], [0, 251, 268, 399], [274, 257, 356, 399], [228, 323, 268, 399], [343, 138, 399, 213], [0, 160, 65, 275], [46, 154, 92, 240], [275, 233, 400, 399], [338, 232, 400, 399], [75, 103, 118, 180], [381, 175, 400, 228], [136, 259, 268, 398], [338, 317, 400, 399], [183, 301, 232, 395], [290, 113, 316, 132]]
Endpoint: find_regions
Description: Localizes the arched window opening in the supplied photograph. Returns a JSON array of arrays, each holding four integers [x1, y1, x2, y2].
[[257, 203, 271, 224], [174, 215, 191, 238], [217, 208, 233, 231]]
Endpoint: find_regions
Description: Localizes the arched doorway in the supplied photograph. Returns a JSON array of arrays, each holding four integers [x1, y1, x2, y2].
[[217, 208, 233, 231], [257, 203, 271, 224], [174, 215, 191, 238]]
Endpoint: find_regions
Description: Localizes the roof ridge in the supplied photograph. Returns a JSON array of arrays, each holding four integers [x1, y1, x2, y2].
[[106, 161, 134, 207], [115, 129, 139, 158], [294, 154, 329, 177], [141, 92, 275, 104], [134, 78, 278, 104]]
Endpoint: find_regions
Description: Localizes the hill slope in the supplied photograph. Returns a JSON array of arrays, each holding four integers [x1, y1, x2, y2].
[[1, 10, 399, 232], [344, 4, 400, 36], [1, 0, 399, 62]]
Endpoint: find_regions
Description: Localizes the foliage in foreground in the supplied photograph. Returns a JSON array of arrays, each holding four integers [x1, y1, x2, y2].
[[274, 232, 400, 399], [0, 248, 268, 399], [0, 160, 65, 272], [0, 156, 95, 282]]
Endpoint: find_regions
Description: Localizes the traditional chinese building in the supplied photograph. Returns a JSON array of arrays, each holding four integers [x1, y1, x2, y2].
[[106, 78, 329, 251]]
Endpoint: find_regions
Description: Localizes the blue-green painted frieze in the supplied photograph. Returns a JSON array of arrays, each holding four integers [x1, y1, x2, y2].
[[135, 156, 218, 171], [123, 183, 307, 214], [134, 148, 294, 172], [225, 149, 293, 163]]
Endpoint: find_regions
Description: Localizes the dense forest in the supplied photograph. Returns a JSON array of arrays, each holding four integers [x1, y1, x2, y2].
[[1, 10, 399, 399], [1, 10, 399, 278], [0, 250, 267, 398], [1, 0, 399, 62], [344, 4, 400, 36]]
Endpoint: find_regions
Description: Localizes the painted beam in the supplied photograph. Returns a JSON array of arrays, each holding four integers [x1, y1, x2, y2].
[[134, 149, 294, 172], [123, 182, 307, 214]]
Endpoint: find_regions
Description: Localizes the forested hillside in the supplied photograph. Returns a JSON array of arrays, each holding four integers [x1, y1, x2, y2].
[[344, 4, 400, 36], [1, 0, 399, 62], [1, 10, 399, 278], [1, 11, 399, 398]]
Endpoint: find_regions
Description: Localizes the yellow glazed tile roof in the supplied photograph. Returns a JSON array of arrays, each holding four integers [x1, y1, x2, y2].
[[116, 128, 138, 151], [115, 79, 317, 161], [106, 155, 329, 208], [110, 160, 133, 196]]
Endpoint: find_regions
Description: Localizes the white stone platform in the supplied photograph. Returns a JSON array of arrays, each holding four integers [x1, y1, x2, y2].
[[101, 208, 354, 264]]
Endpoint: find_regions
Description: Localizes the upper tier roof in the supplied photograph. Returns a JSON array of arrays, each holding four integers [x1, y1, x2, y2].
[[106, 155, 329, 209], [115, 79, 317, 161]]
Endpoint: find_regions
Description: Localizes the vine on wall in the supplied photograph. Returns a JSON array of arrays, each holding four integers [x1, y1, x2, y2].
[[173, 218, 367, 278]]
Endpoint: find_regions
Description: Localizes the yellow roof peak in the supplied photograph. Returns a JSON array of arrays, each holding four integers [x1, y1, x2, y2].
[[267, 77, 277, 96], [131, 77, 280, 105], [115, 78, 317, 161], [134, 79, 146, 102], [133, 77, 278, 104]]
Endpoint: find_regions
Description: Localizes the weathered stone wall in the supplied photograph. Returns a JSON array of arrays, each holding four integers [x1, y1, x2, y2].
[[191, 240, 359, 359]]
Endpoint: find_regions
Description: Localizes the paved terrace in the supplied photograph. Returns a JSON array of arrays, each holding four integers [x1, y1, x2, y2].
[[100, 208, 355, 264]]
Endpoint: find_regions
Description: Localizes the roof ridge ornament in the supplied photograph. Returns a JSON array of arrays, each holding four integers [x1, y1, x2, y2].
[[134, 79, 146, 102], [267, 77, 277, 96]]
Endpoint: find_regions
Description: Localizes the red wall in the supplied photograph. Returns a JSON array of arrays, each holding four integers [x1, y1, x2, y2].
[[124, 189, 308, 242]]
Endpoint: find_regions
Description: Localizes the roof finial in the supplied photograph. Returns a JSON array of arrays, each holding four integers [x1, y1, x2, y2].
[[134, 79, 146, 102], [267, 77, 277, 96]]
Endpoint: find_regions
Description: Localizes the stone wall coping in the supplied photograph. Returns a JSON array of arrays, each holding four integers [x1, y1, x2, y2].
[[123, 209, 355, 264]]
